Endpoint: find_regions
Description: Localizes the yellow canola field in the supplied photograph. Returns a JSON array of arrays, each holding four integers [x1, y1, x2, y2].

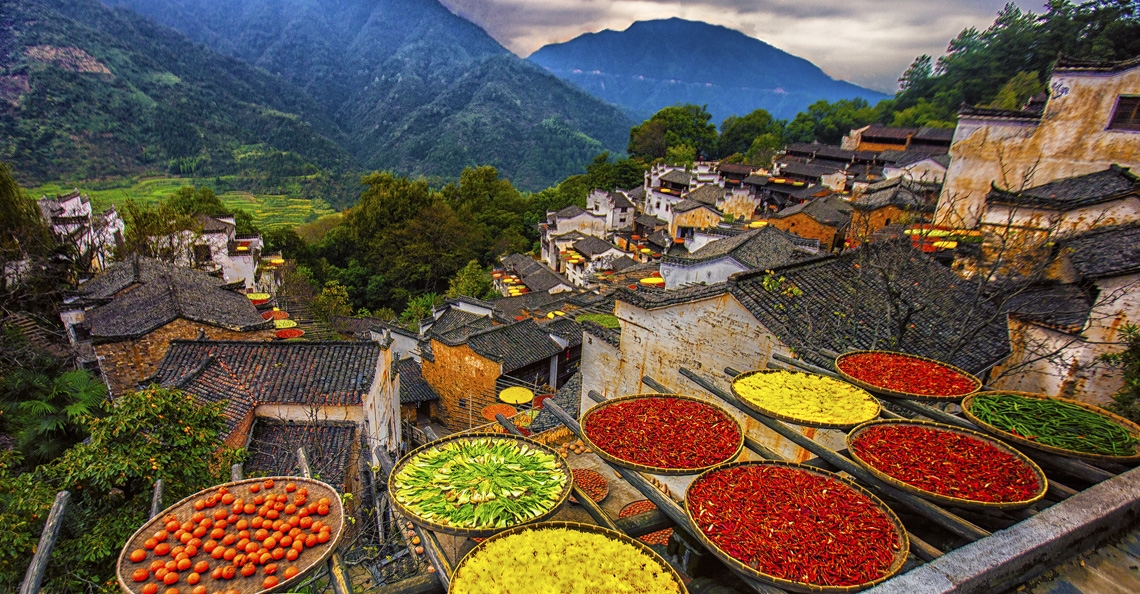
[[452, 526, 681, 594], [732, 370, 880, 427]]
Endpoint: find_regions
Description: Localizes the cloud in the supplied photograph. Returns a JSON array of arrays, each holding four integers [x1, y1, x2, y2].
[[438, 0, 1040, 93]]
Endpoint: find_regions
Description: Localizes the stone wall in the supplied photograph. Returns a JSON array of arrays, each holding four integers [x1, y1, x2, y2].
[[849, 205, 912, 245], [95, 318, 274, 396], [767, 213, 840, 251], [672, 208, 723, 237], [421, 340, 501, 430]]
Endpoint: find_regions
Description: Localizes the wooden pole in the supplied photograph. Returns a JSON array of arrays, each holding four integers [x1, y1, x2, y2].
[[19, 491, 70, 594], [149, 479, 164, 519], [231, 463, 243, 482], [296, 447, 351, 594]]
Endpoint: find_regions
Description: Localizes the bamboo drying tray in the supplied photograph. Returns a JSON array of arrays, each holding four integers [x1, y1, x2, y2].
[[447, 521, 686, 594], [834, 350, 981, 402], [962, 391, 1140, 463], [846, 419, 1048, 510], [730, 369, 881, 429], [117, 476, 344, 594], [684, 460, 910, 593], [579, 393, 745, 475], [387, 432, 572, 538], [568, 468, 608, 504]]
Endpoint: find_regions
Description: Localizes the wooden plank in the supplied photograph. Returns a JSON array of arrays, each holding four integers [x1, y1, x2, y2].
[[19, 490, 69, 594]]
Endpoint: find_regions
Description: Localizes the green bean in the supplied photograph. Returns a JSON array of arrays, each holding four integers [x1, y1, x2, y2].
[[969, 394, 1140, 456]]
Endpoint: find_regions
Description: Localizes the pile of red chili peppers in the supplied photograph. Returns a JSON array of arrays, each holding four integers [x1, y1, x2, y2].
[[850, 424, 1041, 503], [837, 352, 977, 397], [688, 465, 901, 587], [584, 396, 740, 470]]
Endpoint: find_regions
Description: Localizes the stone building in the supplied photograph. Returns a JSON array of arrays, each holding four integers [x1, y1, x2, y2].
[[60, 257, 274, 395], [38, 191, 124, 271], [848, 178, 938, 247], [148, 340, 390, 489], [585, 189, 635, 231], [938, 56, 1140, 227], [980, 165, 1140, 237], [767, 194, 853, 251], [992, 223, 1140, 405]]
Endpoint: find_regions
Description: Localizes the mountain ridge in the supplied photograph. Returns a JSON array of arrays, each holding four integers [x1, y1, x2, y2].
[[529, 18, 887, 122]]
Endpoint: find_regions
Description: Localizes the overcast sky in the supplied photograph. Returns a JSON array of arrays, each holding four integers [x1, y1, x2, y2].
[[438, 0, 1042, 93]]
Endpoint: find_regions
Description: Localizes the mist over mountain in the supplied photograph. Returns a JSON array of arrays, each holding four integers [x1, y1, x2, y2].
[[529, 18, 887, 123]]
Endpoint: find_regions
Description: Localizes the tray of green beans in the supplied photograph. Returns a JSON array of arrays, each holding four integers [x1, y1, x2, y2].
[[962, 391, 1140, 462]]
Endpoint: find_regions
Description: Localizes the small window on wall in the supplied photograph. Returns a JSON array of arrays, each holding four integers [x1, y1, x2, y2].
[[458, 398, 468, 409], [1109, 96, 1140, 131]]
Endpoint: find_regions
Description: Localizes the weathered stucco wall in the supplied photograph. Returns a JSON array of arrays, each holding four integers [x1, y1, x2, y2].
[[940, 66, 1140, 227], [96, 318, 273, 396], [660, 260, 747, 289], [720, 193, 759, 221], [671, 208, 723, 237], [421, 340, 501, 430], [849, 206, 913, 246], [980, 197, 1140, 235], [768, 214, 840, 251]]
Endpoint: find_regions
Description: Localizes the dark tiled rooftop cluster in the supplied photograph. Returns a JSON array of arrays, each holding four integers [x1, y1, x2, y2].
[[443, 319, 564, 372], [540, 317, 583, 348], [771, 194, 853, 227], [664, 226, 820, 270], [1005, 283, 1095, 333], [853, 178, 936, 212], [986, 165, 1138, 210], [573, 236, 618, 258], [395, 357, 439, 404], [245, 419, 357, 490], [502, 253, 572, 293], [530, 373, 581, 433], [1061, 223, 1140, 280]]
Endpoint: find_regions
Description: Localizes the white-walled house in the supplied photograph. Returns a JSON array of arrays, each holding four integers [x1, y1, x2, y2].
[[38, 191, 124, 270], [660, 226, 819, 289]]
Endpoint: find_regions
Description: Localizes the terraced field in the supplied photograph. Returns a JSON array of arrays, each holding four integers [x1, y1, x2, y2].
[[27, 177, 336, 229]]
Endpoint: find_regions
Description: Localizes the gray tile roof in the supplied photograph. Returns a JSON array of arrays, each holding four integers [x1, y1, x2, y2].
[[1006, 283, 1093, 332], [81, 258, 271, 341], [729, 243, 1011, 374], [862, 125, 916, 141], [647, 230, 672, 249], [660, 170, 691, 185], [581, 321, 621, 348], [779, 162, 846, 179], [195, 213, 234, 234], [881, 151, 947, 167], [771, 194, 853, 227], [986, 165, 1139, 210], [1054, 55, 1140, 73], [153, 340, 381, 407], [627, 186, 646, 202], [554, 205, 587, 219], [635, 215, 666, 228], [540, 317, 582, 348], [958, 105, 1043, 121], [853, 178, 935, 212], [449, 319, 565, 372], [491, 291, 572, 320], [614, 282, 730, 311], [687, 184, 726, 206], [672, 198, 715, 213], [913, 127, 955, 142], [718, 163, 759, 176], [1061, 223, 1140, 280], [530, 372, 581, 433], [610, 255, 638, 271], [664, 226, 820, 270], [396, 357, 439, 404], [609, 191, 634, 210], [430, 307, 493, 339], [245, 419, 356, 490], [502, 253, 572, 293], [573, 236, 618, 258]]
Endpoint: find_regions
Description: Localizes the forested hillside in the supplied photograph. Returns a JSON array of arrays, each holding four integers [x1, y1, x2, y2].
[[105, 0, 634, 191], [0, 0, 356, 198]]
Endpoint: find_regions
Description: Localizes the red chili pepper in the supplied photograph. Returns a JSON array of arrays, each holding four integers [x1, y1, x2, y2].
[[850, 425, 1040, 502], [583, 397, 739, 469], [837, 352, 976, 397], [688, 465, 901, 587]]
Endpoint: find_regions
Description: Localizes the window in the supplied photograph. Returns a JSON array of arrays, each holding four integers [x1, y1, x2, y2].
[[1109, 96, 1140, 131], [458, 397, 468, 410], [193, 244, 212, 263]]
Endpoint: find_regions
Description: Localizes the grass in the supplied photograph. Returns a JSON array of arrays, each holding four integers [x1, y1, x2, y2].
[[576, 313, 620, 329], [26, 176, 335, 230]]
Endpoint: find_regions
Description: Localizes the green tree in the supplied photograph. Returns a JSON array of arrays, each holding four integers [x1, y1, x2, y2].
[[399, 293, 441, 331], [165, 186, 228, 216], [1103, 324, 1140, 423], [311, 280, 353, 322], [664, 143, 696, 166], [717, 109, 784, 158], [447, 260, 496, 300], [985, 71, 1047, 110], [628, 104, 717, 161], [898, 54, 934, 93], [785, 99, 880, 144], [0, 387, 241, 592], [0, 162, 59, 313], [744, 132, 786, 168], [0, 369, 107, 466], [115, 200, 200, 262]]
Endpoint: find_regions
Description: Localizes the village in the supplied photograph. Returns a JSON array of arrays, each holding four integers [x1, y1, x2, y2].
[[6, 53, 1140, 594]]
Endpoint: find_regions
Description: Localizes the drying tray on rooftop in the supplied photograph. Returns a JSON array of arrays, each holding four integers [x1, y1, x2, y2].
[[387, 432, 572, 538], [579, 393, 744, 476], [447, 521, 686, 594], [116, 476, 344, 594], [962, 391, 1140, 463], [730, 369, 881, 429], [834, 350, 981, 402], [684, 460, 910, 593], [846, 419, 1048, 510]]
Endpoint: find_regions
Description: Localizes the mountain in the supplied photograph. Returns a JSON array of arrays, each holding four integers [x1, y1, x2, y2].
[[0, 0, 354, 185], [104, 0, 634, 191], [528, 18, 888, 123]]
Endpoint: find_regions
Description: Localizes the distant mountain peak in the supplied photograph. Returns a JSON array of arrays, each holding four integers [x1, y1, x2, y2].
[[529, 18, 885, 122]]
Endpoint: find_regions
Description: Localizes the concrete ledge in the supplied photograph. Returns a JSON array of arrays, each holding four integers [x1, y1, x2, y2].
[[864, 465, 1140, 594]]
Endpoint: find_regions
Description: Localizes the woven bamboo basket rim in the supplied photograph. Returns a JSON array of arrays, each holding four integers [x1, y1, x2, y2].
[[387, 432, 573, 537], [579, 393, 745, 476], [116, 476, 344, 594], [447, 520, 687, 594], [568, 468, 609, 504], [729, 369, 882, 429], [845, 419, 1048, 510], [834, 350, 981, 402], [683, 460, 910, 593], [961, 390, 1140, 463]]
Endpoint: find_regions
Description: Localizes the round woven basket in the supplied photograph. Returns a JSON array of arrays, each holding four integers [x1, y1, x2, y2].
[[846, 419, 1048, 510], [387, 432, 573, 537], [684, 460, 910, 593], [833, 350, 981, 402], [579, 393, 744, 476], [116, 476, 344, 594], [567, 468, 608, 504], [962, 391, 1140, 463], [730, 369, 881, 429], [447, 521, 686, 594]]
